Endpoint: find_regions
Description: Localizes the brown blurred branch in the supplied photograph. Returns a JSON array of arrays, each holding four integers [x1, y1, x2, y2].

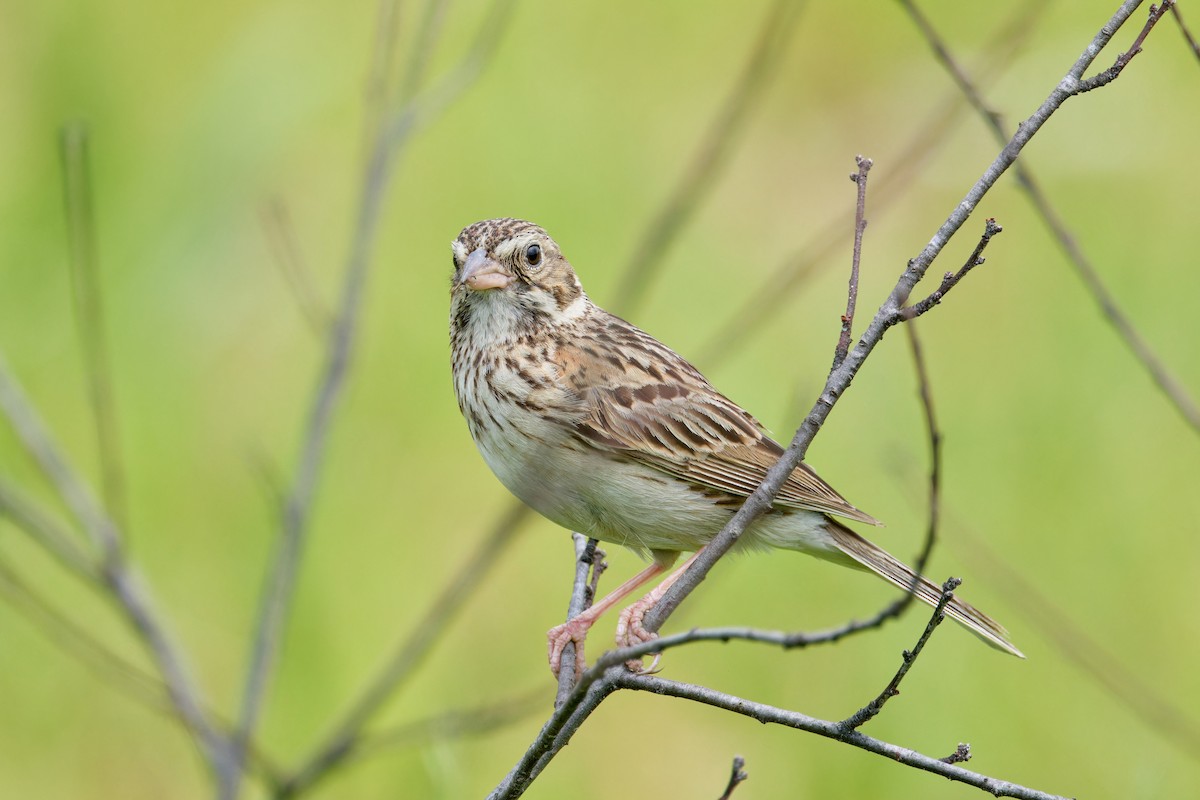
[[609, 0, 806, 315], [900, 0, 1200, 434]]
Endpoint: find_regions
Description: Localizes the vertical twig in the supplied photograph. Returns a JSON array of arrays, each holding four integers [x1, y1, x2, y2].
[[833, 155, 872, 370], [716, 755, 748, 800]]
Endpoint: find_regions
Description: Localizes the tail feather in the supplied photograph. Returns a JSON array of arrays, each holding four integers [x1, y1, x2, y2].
[[824, 520, 1025, 658]]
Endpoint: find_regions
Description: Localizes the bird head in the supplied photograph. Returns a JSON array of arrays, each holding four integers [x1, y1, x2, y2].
[[450, 219, 587, 335]]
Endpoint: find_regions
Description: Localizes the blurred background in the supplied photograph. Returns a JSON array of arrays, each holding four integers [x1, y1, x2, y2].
[[2, 0, 1199, 797]]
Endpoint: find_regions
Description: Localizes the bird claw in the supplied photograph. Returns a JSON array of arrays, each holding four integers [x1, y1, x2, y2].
[[547, 618, 591, 680], [616, 599, 662, 674]]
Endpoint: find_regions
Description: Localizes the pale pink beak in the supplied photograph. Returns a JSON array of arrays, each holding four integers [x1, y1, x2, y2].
[[459, 248, 513, 291]]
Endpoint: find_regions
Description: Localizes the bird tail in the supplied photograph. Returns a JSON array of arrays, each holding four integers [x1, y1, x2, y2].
[[824, 519, 1025, 658]]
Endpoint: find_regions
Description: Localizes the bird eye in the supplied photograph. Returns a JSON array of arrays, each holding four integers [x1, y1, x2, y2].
[[524, 243, 542, 269]]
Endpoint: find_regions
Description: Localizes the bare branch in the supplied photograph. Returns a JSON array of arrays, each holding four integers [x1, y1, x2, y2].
[[901, 218, 1003, 319], [58, 121, 127, 532], [609, 0, 806, 315], [839, 577, 962, 731], [900, 0, 1200, 434], [1074, 1, 1175, 93], [833, 156, 872, 371], [617, 673, 1068, 800], [716, 755, 748, 800]]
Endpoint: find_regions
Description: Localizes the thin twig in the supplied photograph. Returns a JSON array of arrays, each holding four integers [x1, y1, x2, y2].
[[616, 673, 1069, 800], [59, 121, 127, 533], [901, 218, 1003, 318], [1075, 1, 1174, 92], [833, 155, 872, 371], [609, 0, 806, 315], [716, 755, 748, 800], [1171, 1, 1200, 61], [900, 0, 1200, 434], [226, 3, 520, 795], [839, 577, 961, 731]]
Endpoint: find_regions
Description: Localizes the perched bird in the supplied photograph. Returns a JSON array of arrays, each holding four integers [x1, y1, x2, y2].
[[449, 218, 1023, 677]]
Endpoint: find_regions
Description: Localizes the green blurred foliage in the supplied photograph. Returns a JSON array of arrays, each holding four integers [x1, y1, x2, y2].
[[2, 0, 1199, 797]]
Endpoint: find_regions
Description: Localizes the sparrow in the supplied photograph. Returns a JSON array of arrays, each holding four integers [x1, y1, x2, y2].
[[448, 218, 1023, 677]]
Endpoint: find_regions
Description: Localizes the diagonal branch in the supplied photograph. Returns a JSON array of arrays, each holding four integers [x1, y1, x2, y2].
[[900, 0, 1200, 434], [617, 672, 1069, 800]]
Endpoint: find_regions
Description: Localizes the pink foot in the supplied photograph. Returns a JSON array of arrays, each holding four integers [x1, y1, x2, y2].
[[615, 598, 662, 673], [547, 616, 593, 679]]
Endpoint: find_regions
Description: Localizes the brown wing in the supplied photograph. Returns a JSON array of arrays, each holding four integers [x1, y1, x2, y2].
[[558, 310, 881, 526]]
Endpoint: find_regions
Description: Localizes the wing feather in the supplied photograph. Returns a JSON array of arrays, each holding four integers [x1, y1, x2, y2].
[[559, 311, 880, 526]]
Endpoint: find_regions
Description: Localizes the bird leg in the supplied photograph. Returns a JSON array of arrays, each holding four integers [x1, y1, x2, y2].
[[615, 551, 701, 673], [547, 559, 669, 679]]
